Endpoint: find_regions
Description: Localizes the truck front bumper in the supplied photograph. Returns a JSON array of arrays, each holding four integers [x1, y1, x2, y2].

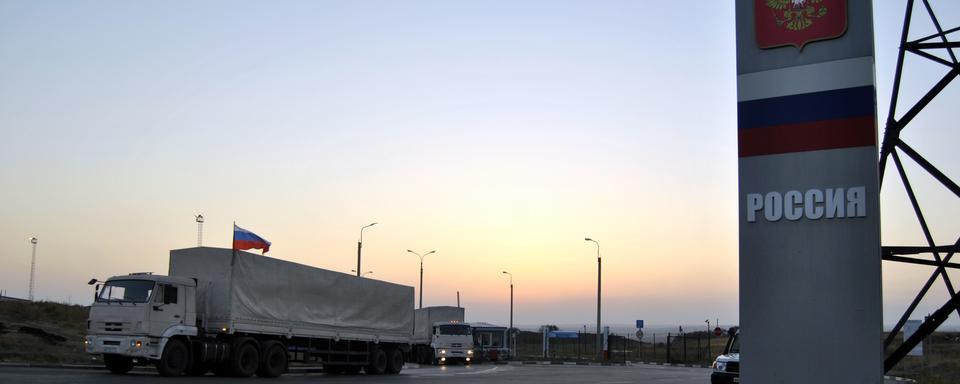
[[85, 334, 160, 359], [710, 371, 739, 384], [436, 349, 473, 364]]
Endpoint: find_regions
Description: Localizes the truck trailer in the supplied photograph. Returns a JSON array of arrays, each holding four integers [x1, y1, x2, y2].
[[410, 306, 474, 365], [84, 247, 414, 377]]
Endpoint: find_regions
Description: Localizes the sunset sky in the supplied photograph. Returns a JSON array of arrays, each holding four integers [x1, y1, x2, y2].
[[1, 1, 958, 329]]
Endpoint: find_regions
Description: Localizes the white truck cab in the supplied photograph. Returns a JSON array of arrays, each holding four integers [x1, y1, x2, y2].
[[431, 322, 474, 365], [85, 274, 198, 374]]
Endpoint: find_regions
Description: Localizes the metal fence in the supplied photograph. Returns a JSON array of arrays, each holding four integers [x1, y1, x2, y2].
[[511, 330, 729, 365]]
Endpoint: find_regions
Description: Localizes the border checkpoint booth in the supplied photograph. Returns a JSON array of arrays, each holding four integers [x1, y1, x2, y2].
[[471, 322, 509, 362]]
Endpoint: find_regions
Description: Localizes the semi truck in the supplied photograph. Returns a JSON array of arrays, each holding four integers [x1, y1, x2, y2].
[[410, 306, 474, 365], [84, 247, 414, 377]]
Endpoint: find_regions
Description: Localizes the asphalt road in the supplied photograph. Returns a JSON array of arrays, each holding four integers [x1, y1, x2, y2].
[[0, 364, 713, 384], [0, 365, 911, 383]]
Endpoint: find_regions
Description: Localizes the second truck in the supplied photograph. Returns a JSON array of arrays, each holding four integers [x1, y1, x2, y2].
[[411, 306, 474, 365]]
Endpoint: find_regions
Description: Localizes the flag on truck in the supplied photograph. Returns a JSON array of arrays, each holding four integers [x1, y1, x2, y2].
[[233, 224, 271, 254]]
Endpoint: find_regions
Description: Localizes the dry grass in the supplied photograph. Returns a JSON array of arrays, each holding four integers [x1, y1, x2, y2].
[[886, 332, 960, 384], [0, 301, 91, 364]]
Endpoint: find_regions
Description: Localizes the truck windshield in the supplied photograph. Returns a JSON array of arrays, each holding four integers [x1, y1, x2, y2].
[[728, 335, 740, 354], [97, 280, 155, 303], [437, 324, 471, 335]]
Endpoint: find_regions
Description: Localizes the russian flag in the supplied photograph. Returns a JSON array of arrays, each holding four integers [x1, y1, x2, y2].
[[233, 224, 271, 254]]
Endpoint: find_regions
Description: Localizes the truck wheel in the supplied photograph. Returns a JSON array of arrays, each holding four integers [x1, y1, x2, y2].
[[256, 341, 287, 378], [103, 354, 133, 374], [385, 348, 404, 374], [364, 348, 387, 375], [228, 339, 260, 377], [157, 339, 190, 377]]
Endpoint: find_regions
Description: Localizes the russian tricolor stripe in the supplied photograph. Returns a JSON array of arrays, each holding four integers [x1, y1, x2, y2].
[[736, 56, 877, 158], [738, 86, 876, 157], [233, 224, 271, 254]]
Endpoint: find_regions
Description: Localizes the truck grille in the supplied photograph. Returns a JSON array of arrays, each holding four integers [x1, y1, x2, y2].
[[727, 362, 740, 373], [451, 343, 463, 348], [94, 321, 132, 333]]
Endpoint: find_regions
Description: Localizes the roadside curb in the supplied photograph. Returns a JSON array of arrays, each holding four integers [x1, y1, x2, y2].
[[884, 375, 916, 383]]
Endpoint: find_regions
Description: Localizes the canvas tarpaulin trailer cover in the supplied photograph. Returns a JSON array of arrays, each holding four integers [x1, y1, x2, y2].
[[169, 247, 414, 343]]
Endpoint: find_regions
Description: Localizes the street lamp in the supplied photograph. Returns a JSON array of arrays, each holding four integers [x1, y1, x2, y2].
[[407, 249, 436, 309], [585, 237, 601, 360], [357, 222, 378, 277], [502, 270, 514, 360], [501, 271, 513, 330], [28, 237, 38, 301], [351, 270, 374, 277]]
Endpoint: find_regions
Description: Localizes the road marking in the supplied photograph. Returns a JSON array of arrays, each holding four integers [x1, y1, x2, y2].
[[408, 366, 501, 377]]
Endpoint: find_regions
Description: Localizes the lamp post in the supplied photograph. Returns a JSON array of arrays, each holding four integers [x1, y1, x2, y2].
[[195, 214, 204, 247], [501, 271, 513, 329], [502, 270, 514, 359], [28, 237, 38, 302], [357, 222, 378, 277], [351, 270, 373, 277], [407, 249, 436, 309], [585, 237, 601, 360]]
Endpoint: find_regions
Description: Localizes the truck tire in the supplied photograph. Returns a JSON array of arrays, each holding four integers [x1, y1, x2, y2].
[[157, 339, 190, 377], [364, 347, 387, 375], [227, 339, 260, 377], [256, 340, 287, 378], [103, 354, 133, 374], [385, 348, 404, 374]]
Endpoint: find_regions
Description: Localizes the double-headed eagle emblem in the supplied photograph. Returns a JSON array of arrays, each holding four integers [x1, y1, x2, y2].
[[765, 0, 829, 31]]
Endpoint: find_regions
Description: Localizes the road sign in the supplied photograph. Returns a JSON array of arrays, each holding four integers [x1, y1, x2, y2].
[[548, 331, 579, 339], [636, 330, 644, 340], [714, 327, 723, 337], [635, 320, 644, 329]]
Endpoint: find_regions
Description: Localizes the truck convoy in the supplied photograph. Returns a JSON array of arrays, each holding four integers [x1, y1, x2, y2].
[[84, 247, 414, 377], [411, 306, 474, 365]]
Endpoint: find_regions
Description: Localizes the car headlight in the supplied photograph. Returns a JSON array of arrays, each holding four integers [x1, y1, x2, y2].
[[713, 360, 727, 372]]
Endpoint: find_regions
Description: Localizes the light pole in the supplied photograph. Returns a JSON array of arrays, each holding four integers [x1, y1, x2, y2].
[[195, 214, 204, 247], [501, 271, 513, 329], [585, 237, 601, 360], [351, 270, 374, 277], [502, 271, 514, 359], [357, 222, 378, 277], [28, 237, 38, 301], [407, 249, 436, 309]]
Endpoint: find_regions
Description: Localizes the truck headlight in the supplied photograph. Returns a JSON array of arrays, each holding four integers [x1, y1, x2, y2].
[[713, 360, 727, 372], [440, 349, 446, 355], [467, 349, 473, 355], [130, 339, 142, 348]]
